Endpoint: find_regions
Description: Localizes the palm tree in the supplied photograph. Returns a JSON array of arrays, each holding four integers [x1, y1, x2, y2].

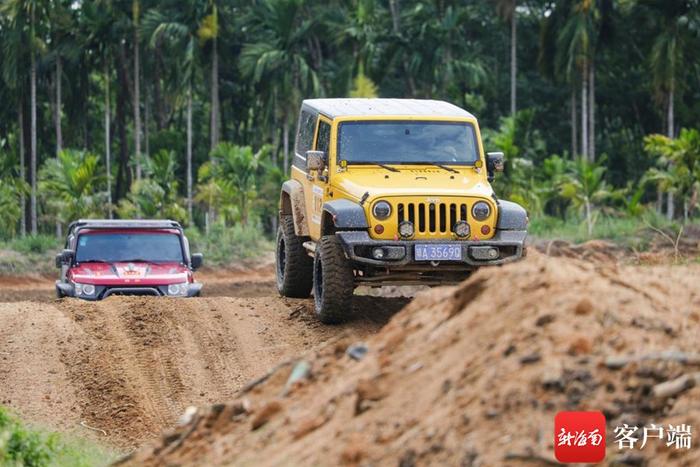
[[0, 144, 28, 238], [198, 0, 220, 152], [645, 129, 700, 222], [39, 149, 107, 227], [546, 0, 612, 162], [559, 157, 612, 237], [239, 0, 321, 174], [641, 0, 693, 219], [143, 1, 201, 223], [2, 0, 49, 235], [496, 0, 517, 116], [204, 143, 271, 226], [1, 12, 29, 235], [117, 150, 187, 222], [133, 0, 142, 180], [82, 0, 120, 218]]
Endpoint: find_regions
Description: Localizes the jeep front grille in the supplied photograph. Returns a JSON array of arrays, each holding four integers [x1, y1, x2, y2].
[[397, 202, 468, 234]]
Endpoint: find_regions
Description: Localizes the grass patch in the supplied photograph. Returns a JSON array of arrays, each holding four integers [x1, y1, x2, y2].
[[185, 223, 274, 267], [0, 235, 60, 275], [0, 406, 115, 466], [528, 213, 681, 249]]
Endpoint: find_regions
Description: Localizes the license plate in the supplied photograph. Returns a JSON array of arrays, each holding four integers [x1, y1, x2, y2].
[[414, 244, 462, 261]]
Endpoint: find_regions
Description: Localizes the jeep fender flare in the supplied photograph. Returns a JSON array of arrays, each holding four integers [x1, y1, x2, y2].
[[280, 180, 309, 236], [322, 199, 369, 234], [496, 200, 528, 231]]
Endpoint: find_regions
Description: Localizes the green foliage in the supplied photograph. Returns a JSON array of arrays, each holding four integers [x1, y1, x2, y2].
[[39, 149, 107, 224], [6, 235, 58, 255], [0, 406, 114, 466], [644, 128, 700, 220], [559, 157, 614, 237], [117, 150, 187, 222], [197, 143, 277, 226], [185, 223, 274, 266]]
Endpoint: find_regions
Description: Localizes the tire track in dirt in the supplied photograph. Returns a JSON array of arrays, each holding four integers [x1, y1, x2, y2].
[[0, 266, 411, 448], [48, 293, 407, 448]]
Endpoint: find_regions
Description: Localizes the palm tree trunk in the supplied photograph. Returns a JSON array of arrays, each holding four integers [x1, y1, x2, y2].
[[570, 88, 577, 158], [55, 55, 63, 155], [283, 117, 290, 175], [19, 105, 26, 236], [210, 35, 220, 152], [585, 197, 592, 237], [30, 45, 38, 235], [388, 0, 416, 96], [144, 87, 150, 157], [116, 45, 130, 200], [186, 82, 193, 223], [666, 81, 675, 220], [510, 7, 517, 117], [588, 59, 595, 162], [105, 61, 113, 219], [133, 10, 142, 180], [580, 58, 588, 161]]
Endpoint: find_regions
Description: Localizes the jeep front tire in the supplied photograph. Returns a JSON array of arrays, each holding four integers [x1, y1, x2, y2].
[[313, 235, 354, 324], [276, 215, 313, 298]]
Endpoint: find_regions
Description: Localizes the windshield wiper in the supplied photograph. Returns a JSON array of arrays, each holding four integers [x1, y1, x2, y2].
[[429, 163, 459, 174], [376, 163, 400, 173], [77, 259, 111, 263]]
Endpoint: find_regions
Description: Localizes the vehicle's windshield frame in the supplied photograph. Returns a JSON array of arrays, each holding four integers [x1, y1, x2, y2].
[[74, 231, 186, 264], [336, 120, 481, 166]]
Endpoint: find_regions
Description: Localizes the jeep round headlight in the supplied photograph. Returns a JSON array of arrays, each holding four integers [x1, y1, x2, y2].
[[453, 221, 470, 238], [372, 201, 392, 220], [168, 283, 188, 296], [398, 221, 414, 238], [74, 282, 95, 296], [472, 201, 491, 221]]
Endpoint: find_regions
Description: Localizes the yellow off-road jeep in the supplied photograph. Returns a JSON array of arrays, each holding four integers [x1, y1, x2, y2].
[[276, 98, 527, 323]]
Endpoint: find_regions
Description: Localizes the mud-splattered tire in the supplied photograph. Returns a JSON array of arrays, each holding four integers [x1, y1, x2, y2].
[[276, 215, 313, 298], [313, 235, 354, 324]]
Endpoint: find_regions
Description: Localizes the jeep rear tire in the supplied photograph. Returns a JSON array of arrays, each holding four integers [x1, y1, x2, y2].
[[313, 235, 354, 324], [276, 215, 313, 298]]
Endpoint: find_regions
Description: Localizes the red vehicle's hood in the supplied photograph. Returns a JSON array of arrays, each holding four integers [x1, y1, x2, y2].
[[69, 262, 190, 286]]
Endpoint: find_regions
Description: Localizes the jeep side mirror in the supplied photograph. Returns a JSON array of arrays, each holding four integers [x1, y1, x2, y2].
[[59, 249, 74, 266], [487, 152, 505, 173], [191, 253, 203, 271], [306, 150, 326, 172], [486, 152, 504, 182]]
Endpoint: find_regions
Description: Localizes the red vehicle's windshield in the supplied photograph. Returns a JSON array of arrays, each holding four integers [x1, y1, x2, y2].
[[75, 232, 185, 264]]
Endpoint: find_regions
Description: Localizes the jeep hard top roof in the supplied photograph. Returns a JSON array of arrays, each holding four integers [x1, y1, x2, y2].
[[67, 219, 183, 237], [301, 98, 475, 120]]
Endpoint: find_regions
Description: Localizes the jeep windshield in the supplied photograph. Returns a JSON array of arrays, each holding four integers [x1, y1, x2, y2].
[[75, 232, 185, 263], [337, 121, 479, 166]]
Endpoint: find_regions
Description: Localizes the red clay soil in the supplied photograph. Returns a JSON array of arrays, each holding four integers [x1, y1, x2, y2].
[[122, 252, 700, 466]]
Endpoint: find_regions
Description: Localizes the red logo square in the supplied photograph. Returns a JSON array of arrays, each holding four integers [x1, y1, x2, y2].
[[554, 411, 606, 463]]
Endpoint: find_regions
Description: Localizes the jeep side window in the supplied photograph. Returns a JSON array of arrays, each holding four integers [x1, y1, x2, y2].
[[294, 110, 316, 169], [315, 121, 331, 154]]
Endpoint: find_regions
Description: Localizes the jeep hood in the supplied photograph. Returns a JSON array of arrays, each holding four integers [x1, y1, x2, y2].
[[69, 262, 190, 285], [334, 167, 495, 201]]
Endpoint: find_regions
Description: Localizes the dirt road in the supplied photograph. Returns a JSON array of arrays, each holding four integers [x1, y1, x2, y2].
[[0, 269, 409, 450]]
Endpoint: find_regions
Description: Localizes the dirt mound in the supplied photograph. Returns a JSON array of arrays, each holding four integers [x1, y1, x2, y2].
[[0, 281, 406, 450], [124, 252, 700, 466]]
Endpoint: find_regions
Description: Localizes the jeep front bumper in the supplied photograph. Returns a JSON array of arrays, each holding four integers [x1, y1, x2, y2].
[[335, 230, 527, 268], [56, 282, 203, 300]]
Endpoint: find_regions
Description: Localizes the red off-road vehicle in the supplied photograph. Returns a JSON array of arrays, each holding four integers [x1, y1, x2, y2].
[[55, 220, 203, 300]]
